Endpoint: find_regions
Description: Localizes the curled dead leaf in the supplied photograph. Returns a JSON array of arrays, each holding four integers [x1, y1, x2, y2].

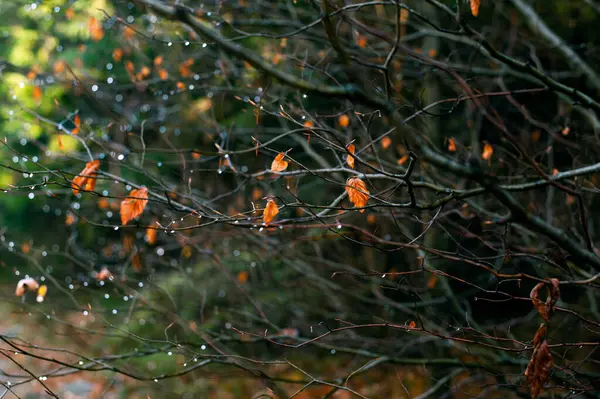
[[345, 177, 369, 213], [72, 160, 100, 195], [120, 187, 149, 225], [270, 152, 288, 172], [530, 279, 560, 322]]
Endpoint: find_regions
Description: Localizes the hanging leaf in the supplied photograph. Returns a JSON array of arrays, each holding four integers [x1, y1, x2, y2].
[[146, 226, 157, 245], [88, 17, 104, 41], [345, 177, 370, 213], [237, 271, 249, 284], [263, 199, 279, 224], [381, 136, 392, 149], [470, 0, 481, 16], [72, 114, 81, 135], [530, 279, 560, 322], [15, 278, 39, 297], [112, 48, 123, 62], [72, 160, 100, 195], [447, 137, 457, 152], [120, 187, 149, 225], [346, 143, 356, 169], [338, 114, 350, 128], [270, 152, 288, 172], [525, 327, 553, 399], [36, 285, 48, 303], [482, 142, 493, 160], [32, 86, 42, 105]]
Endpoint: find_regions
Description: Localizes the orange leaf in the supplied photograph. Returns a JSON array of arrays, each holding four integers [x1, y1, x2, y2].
[[346, 143, 356, 169], [561, 126, 570, 136], [146, 225, 157, 245], [270, 152, 288, 172], [345, 177, 369, 213], [481, 142, 493, 160], [157, 68, 168, 80], [88, 17, 104, 41], [32, 86, 42, 105], [123, 26, 136, 39], [72, 160, 100, 195], [408, 320, 417, 329], [381, 136, 392, 149], [263, 199, 279, 224], [470, 0, 481, 16], [237, 271, 249, 284], [303, 120, 313, 128], [65, 7, 74, 20], [125, 61, 135, 74], [357, 35, 367, 48], [397, 155, 409, 165], [15, 278, 39, 297], [112, 48, 123, 62], [427, 274, 438, 289], [72, 114, 81, 135], [65, 212, 76, 226], [531, 130, 541, 142], [338, 114, 350, 128], [447, 137, 457, 152], [120, 187, 149, 225], [154, 56, 164, 66]]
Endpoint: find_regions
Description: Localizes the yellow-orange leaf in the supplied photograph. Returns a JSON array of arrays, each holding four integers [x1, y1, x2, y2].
[[263, 199, 279, 224], [270, 152, 288, 172], [397, 155, 409, 165], [347, 143, 356, 169], [120, 187, 149, 225], [482, 142, 493, 160], [338, 114, 350, 128], [72, 160, 100, 195], [303, 120, 313, 129], [381, 136, 392, 149], [408, 320, 417, 329], [154, 56, 164, 66], [447, 137, 457, 152], [345, 177, 369, 213], [65, 212, 76, 226], [470, 0, 481, 16], [561, 126, 570, 136], [36, 285, 48, 303]]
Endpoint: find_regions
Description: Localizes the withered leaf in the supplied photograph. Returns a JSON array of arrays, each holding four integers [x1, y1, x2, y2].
[[263, 199, 279, 225], [120, 187, 149, 225], [72, 160, 100, 195], [346, 177, 369, 213], [270, 152, 288, 172]]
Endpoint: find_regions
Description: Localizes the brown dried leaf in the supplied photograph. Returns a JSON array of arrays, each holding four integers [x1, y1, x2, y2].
[[345, 177, 370, 213], [72, 160, 100, 195], [120, 187, 149, 225], [530, 279, 560, 322], [525, 340, 553, 399], [270, 152, 288, 172], [263, 199, 279, 225]]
